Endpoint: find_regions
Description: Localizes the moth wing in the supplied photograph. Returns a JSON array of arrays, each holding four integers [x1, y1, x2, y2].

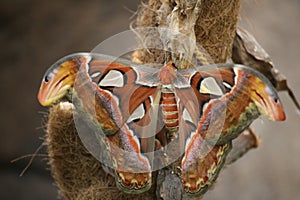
[[47, 53, 159, 193], [175, 98, 232, 196], [71, 53, 160, 133], [173, 63, 285, 194], [177, 63, 285, 145]]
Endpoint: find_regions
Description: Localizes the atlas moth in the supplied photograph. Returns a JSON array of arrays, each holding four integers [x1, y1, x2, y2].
[[38, 52, 285, 196]]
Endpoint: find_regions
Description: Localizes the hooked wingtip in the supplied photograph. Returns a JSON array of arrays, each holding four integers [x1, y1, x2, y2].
[[270, 100, 286, 121], [37, 82, 51, 106], [37, 60, 79, 106], [37, 81, 71, 106], [252, 86, 286, 122]]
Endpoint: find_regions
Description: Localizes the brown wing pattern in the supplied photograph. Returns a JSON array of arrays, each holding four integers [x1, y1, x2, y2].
[[175, 64, 285, 195]]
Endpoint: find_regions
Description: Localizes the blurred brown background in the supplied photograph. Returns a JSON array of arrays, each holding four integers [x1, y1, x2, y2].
[[0, 0, 299, 199]]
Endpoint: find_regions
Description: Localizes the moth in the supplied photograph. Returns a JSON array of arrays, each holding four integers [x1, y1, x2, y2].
[[38, 53, 285, 196]]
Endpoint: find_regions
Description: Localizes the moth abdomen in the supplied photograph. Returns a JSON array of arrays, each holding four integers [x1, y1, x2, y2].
[[160, 89, 179, 132]]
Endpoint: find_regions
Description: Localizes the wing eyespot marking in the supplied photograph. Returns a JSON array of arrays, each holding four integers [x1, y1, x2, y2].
[[44, 72, 54, 82], [182, 108, 193, 124], [98, 70, 124, 87], [200, 77, 224, 96], [222, 81, 233, 90], [126, 103, 146, 123], [90, 71, 101, 79]]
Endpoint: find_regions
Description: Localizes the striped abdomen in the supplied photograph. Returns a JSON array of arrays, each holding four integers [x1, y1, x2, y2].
[[160, 88, 179, 132]]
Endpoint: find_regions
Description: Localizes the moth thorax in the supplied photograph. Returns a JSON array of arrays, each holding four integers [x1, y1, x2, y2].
[[160, 88, 179, 132]]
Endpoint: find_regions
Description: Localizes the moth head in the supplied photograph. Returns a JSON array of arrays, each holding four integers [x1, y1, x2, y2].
[[158, 61, 177, 85], [38, 60, 79, 106]]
